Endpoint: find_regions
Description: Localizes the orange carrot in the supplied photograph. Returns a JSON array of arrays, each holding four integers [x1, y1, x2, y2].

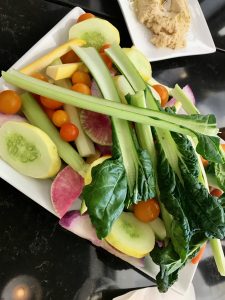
[[191, 243, 207, 264]]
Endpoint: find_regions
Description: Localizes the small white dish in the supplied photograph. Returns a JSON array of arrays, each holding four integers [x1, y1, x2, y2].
[[0, 6, 197, 295], [117, 0, 216, 61]]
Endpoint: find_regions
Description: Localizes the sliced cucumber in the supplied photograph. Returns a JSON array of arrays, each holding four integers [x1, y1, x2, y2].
[[69, 18, 120, 50], [0, 121, 61, 178], [105, 212, 155, 258], [149, 218, 167, 240]]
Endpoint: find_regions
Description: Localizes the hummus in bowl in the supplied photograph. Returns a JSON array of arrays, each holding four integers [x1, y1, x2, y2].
[[134, 0, 191, 49]]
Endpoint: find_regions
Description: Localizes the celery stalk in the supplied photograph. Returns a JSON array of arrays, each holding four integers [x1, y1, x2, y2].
[[21, 93, 88, 177], [73, 45, 139, 194], [2, 70, 218, 137], [129, 91, 157, 172]]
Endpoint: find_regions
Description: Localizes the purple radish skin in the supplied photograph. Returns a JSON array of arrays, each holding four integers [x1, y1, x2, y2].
[[0, 113, 27, 127], [60, 210, 145, 268]]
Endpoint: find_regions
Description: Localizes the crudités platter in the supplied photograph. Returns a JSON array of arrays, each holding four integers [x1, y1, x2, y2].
[[0, 6, 224, 296]]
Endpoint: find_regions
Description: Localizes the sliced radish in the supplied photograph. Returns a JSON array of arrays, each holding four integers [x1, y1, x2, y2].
[[95, 144, 112, 156], [0, 113, 27, 127], [59, 211, 145, 268], [51, 166, 84, 218], [80, 109, 112, 146], [91, 80, 102, 97]]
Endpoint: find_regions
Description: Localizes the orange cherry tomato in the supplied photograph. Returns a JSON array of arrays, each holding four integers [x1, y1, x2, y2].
[[61, 50, 80, 64], [99, 44, 111, 53], [200, 156, 209, 168], [31, 73, 48, 82], [71, 83, 91, 95], [100, 52, 113, 70], [71, 71, 91, 87], [60, 123, 79, 142], [52, 110, 69, 127], [40, 96, 63, 109], [0, 90, 22, 114], [152, 84, 169, 107], [134, 198, 160, 223], [210, 188, 223, 198], [77, 13, 95, 23], [221, 144, 225, 152], [191, 243, 206, 264]]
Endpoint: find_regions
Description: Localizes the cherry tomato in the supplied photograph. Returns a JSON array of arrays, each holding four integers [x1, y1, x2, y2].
[[71, 71, 91, 87], [211, 188, 223, 198], [221, 144, 225, 152], [71, 83, 91, 95], [52, 110, 69, 127], [100, 52, 113, 70], [99, 44, 111, 53], [42, 107, 55, 119], [152, 84, 169, 107], [40, 96, 63, 109], [77, 13, 95, 23], [0, 90, 22, 114], [31, 73, 48, 82], [134, 198, 160, 223], [191, 243, 206, 264], [200, 156, 209, 168], [61, 50, 80, 64], [60, 123, 79, 142]]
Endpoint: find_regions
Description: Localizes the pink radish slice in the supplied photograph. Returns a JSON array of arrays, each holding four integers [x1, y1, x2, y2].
[[0, 113, 27, 127], [91, 80, 102, 97], [80, 109, 112, 146], [95, 144, 112, 156], [51, 166, 84, 218], [59, 211, 145, 268], [166, 85, 196, 112]]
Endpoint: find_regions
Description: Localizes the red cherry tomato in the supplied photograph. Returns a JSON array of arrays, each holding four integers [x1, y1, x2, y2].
[[60, 123, 79, 142], [40, 96, 63, 109]]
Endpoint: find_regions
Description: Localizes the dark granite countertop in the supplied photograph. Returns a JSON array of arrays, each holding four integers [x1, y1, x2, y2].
[[0, 1, 225, 299]]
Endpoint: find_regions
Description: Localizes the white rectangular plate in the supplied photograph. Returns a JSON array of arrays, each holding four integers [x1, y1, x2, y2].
[[0, 6, 197, 295], [117, 0, 216, 61]]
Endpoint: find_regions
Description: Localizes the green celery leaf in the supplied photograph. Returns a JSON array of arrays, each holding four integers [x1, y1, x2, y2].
[[130, 149, 156, 204], [83, 156, 127, 239], [215, 162, 225, 192], [151, 243, 183, 293], [156, 142, 191, 260], [180, 161, 225, 239], [195, 134, 225, 164]]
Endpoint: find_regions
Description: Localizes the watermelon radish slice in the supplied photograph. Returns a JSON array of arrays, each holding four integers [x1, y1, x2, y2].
[[80, 109, 112, 146], [95, 144, 112, 156], [51, 166, 84, 218], [59, 210, 144, 268]]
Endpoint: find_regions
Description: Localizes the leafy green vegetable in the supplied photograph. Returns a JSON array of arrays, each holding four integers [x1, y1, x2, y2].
[[74, 46, 155, 238]]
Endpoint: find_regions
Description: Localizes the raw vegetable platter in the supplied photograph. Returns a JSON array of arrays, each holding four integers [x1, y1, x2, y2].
[[0, 6, 225, 295]]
